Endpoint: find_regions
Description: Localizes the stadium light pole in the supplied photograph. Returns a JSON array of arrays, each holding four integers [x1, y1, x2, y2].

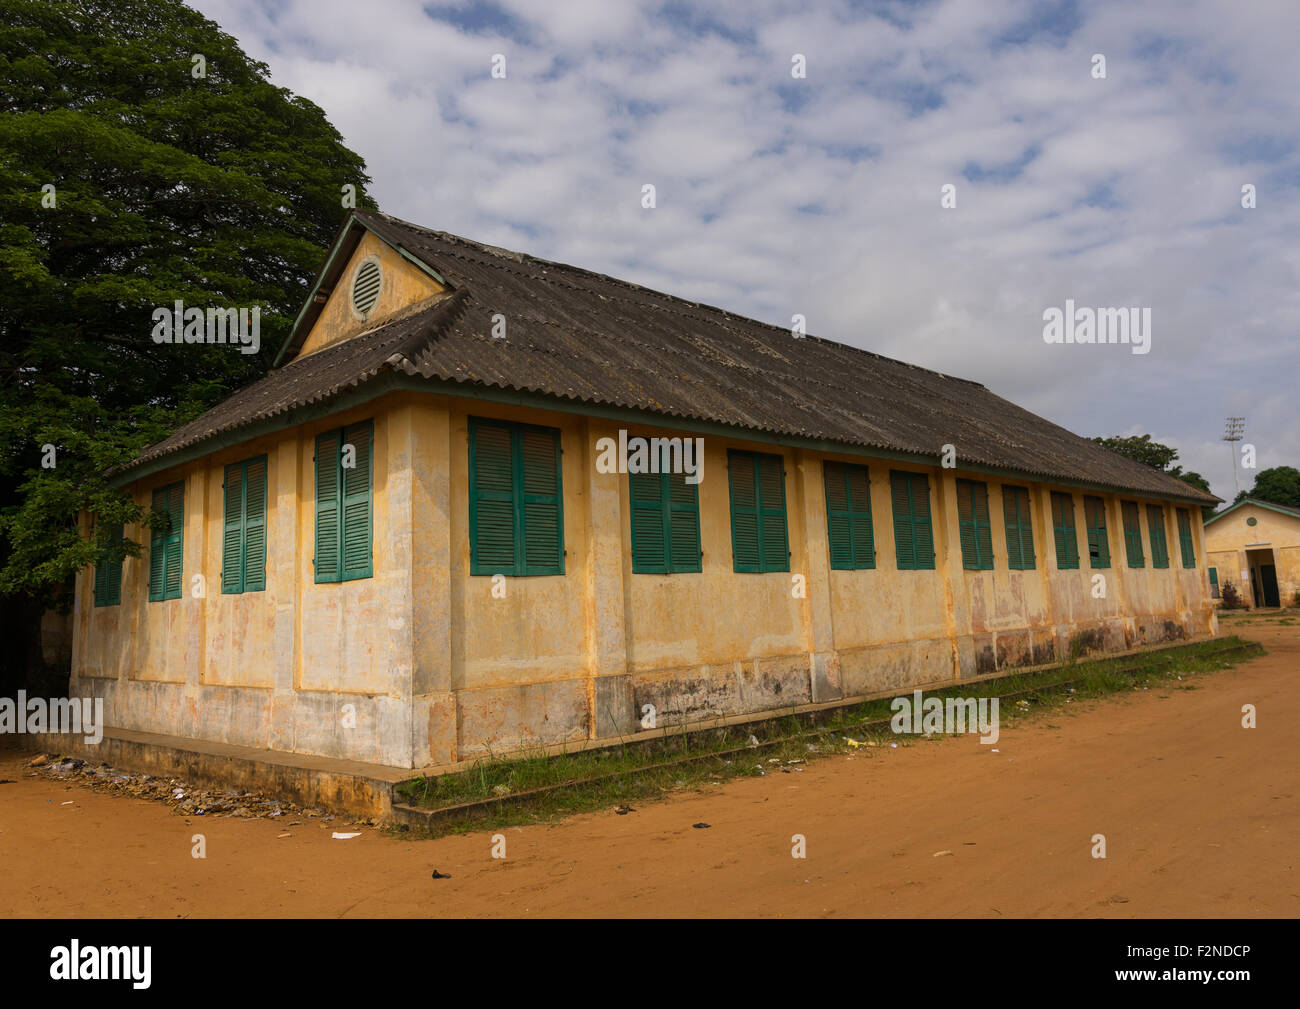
[[1223, 416, 1245, 496]]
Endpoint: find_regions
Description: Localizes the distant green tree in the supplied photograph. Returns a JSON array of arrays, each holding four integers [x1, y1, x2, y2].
[[0, 0, 378, 688], [1092, 434, 1179, 472], [1232, 466, 1300, 509]]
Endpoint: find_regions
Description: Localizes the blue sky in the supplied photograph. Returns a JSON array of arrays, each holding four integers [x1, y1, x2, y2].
[[195, 0, 1300, 499]]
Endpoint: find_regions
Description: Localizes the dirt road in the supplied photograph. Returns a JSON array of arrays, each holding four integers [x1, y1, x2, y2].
[[3, 625, 1297, 918]]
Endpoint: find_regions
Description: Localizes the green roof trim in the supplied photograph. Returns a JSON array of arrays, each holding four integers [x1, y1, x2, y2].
[[1204, 497, 1300, 526]]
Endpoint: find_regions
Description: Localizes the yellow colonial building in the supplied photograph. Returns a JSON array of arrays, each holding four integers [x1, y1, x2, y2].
[[74, 211, 1221, 770], [1204, 498, 1300, 608]]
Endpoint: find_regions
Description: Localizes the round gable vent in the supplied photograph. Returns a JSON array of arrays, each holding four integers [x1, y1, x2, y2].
[[351, 259, 382, 319]]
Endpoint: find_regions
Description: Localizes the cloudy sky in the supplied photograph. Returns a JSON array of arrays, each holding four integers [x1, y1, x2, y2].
[[192, 0, 1299, 501]]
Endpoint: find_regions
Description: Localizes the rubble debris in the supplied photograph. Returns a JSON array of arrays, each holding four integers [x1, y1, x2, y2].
[[22, 752, 377, 826]]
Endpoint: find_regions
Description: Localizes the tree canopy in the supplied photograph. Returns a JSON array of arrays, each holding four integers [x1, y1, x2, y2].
[[0, 0, 377, 681], [1233, 466, 1300, 509]]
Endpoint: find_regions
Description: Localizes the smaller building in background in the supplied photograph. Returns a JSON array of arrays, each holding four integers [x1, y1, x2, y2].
[[1204, 498, 1300, 608]]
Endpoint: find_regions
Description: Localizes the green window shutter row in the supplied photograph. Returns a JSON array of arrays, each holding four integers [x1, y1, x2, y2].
[[314, 422, 373, 583], [1083, 495, 1111, 569], [824, 462, 875, 570], [890, 471, 935, 570], [1002, 485, 1036, 570], [1051, 492, 1080, 570], [1121, 501, 1144, 568], [223, 456, 268, 594], [93, 524, 124, 607], [955, 479, 994, 570], [469, 417, 564, 576], [630, 464, 701, 574], [149, 481, 184, 601], [1176, 508, 1196, 568], [728, 450, 788, 573], [1147, 505, 1170, 568]]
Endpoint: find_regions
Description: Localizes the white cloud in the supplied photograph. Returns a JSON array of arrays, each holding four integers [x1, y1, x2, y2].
[[193, 0, 1300, 501]]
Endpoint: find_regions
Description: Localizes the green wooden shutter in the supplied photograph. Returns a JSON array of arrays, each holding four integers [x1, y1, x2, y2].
[[824, 462, 854, 570], [667, 471, 702, 573], [469, 419, 564, 577], [222, 463, 245, 593], [1051, 492, 1079, 569], [106, 524, 123, 605], [956, 478, 977, 566], [891, 471, 916, 569], [825, 463, 874, 571], [1122, 501, 1144, 568], [1177, 508, 1196, 568], [519, 426, 563, 575], [340, 421, 373, 580], [161, 482, 184, 599], [243, 456, 267, 591], [956, 479, 993, 571], [757, 454, 789, 572], [93, 523, 123, 607], [1147, 505, 1169, 568], [149, 487, 166, 601], [630, 470, 667, 573], [1003, 486, 1035, 570], [956, 479, 977, 569], [912, 475, 935, 569], [1084, 496, 1110, 569], [890, 471, 934, 570], [846, 465, 875, 569], [469, 419, 516, 574], [728, 451, 760, 572], [314, 431, 341, 583], [1002, 488, 1023, 570], [972, 480, 993, 569], [93, 546, 109, 606], [1208, 567, 1219, 598], [632, 468, 700, 575]]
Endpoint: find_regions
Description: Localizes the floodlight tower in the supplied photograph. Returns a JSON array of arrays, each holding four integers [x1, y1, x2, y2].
[[1223, 416, 1246, 495]]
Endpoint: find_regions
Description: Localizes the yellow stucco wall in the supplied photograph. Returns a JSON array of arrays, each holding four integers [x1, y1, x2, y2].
[[73, 389, 1218, 768], [295, 231, 444, 359], [1204, 503, 1300, 607]]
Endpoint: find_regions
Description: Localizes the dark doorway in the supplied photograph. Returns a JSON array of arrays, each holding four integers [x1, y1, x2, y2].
[[1260, 564, 1281, 608], [1247, 548, 1282, 608]]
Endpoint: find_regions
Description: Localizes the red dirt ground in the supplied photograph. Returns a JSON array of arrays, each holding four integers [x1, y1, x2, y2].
[[2, 622, 1297, 918]]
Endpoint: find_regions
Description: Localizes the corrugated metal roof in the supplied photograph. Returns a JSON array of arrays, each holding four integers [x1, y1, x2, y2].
[[119, 210, 1218, 504]]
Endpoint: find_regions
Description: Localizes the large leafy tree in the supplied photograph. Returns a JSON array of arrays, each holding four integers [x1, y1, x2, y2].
[[1091, 434, 1215, 518], [0, 0, 377, 689], [1233, 466, 1300, 509]]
